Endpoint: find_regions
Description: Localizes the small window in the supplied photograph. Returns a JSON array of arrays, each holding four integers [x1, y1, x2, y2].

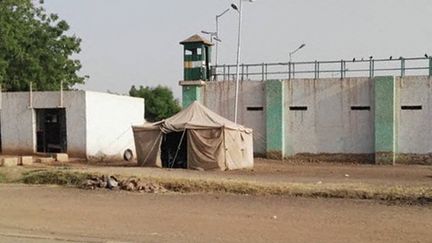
[[185, 50, 192, 56], [401, 105, 422, 110], [197, 48, 202, 55], [247, 107, 263, 111], [289, 106, 308, 111], [351, 106, 370, 111]]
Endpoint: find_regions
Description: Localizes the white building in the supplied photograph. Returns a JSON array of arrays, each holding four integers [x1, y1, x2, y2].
[[0, 90, 145, 160]]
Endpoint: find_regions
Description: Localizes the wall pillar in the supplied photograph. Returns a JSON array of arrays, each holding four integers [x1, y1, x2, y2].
[[373, 76, 397, 165], [265, 80, 285, 159], [179, 80, 206, 107]]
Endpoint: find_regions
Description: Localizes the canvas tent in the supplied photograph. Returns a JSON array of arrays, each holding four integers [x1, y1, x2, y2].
[[132, 101, 254, 170]]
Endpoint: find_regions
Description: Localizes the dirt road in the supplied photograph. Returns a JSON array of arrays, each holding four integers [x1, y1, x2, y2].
[[0, 185, 431, 243]]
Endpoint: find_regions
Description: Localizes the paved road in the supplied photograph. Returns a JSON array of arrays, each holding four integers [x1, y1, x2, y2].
[[0, 185, 431, 243]]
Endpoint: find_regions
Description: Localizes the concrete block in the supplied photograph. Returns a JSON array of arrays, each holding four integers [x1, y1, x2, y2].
[[36, 157, 56, 164], [20, 156, 33, 166], [55, 153, 69, 162], [1, 157, 19, 167]]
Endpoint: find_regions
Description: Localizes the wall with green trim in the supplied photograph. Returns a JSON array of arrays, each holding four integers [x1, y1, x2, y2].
[[373, 76, 397, 165], [265, 80, 284, 159], [182, 85, 201, 108], [187, 75, 432, 165]]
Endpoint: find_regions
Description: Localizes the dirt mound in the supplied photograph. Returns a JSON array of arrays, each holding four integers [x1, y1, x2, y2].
[[82, 175, 167, 193]]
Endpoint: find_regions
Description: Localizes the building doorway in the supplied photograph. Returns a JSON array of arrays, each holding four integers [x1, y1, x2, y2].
[[36, 108, 67, 153]]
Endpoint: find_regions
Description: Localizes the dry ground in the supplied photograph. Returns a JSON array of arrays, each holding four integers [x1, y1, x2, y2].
[[2, 158, 432, 203], [0, 185, 431, 243], [72, 158, 432, 187]]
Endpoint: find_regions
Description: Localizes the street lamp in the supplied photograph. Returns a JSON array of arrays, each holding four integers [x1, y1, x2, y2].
[[232, 0, 254, 124], [202, 7, 231, 68], [215, 8, 231, 67], [289, 43, 306, 63], [201, 30, 219, 43]]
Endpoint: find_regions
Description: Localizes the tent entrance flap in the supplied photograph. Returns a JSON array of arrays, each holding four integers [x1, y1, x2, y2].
[[161, 131, 187, 168]]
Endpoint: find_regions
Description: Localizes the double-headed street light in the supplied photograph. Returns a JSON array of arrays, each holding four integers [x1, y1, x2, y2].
[[215, 8, 231, 66], [201, 30, 219, 43], [232, 0, 254, 124], [201, 8, 231, 68]]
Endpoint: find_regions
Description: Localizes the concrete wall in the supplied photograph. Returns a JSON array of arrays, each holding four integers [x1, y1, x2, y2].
[[284, 78, 374, 155], [85, 91, 145, 160], [202, 80, 266, 154], [201, 78, 373, 157], [189, 75, 432, 164], [1, 91, 87, 156], [397, 76, 432, 155]]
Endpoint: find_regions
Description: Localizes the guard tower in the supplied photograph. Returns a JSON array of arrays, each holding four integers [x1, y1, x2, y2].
[[179, 34, 213, 107], [180, 34, 213, 81]]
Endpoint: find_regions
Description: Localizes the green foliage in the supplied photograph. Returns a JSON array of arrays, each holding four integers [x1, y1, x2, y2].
[[129, 85, 181, 122], [0, 0, 87, 91]]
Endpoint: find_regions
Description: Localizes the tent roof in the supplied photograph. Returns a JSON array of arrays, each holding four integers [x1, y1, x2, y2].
[[133, 101, 252, 133]]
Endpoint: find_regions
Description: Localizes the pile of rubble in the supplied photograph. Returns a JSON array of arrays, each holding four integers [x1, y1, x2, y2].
[[82, 175, 168, 193]]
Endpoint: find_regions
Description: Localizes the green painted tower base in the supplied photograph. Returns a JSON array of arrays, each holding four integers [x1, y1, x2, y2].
[[265, 80, 285, 159], [373, 76, 397, 165], [180, 80, 206, 107]]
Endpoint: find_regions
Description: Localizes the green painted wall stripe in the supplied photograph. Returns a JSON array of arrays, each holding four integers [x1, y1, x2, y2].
[[373, 76, 396, 164], [182, 85, 201, 108], [265, 80, 284, 159]]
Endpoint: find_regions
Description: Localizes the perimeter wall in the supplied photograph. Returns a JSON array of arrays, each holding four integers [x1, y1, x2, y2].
[[182, 75, 432, 164]]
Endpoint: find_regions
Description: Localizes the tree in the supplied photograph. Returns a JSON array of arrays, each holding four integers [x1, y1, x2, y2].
[[129, 85, 181, 122], [0, 0, 86, 91]]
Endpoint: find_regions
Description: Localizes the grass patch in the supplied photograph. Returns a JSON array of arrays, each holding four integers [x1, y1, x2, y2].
[[1, 166, 431, 205], [133, 176, 432, 205], [0, 167, 27, 183], [0, 172, 6, 183], [21, 169, 91, 186]]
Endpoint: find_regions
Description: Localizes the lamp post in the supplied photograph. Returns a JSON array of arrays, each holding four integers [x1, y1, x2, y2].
[[201, 30, 218, 43], [289, 43, 306, 63], [232, 0, 254, 124], [288, 43, 306, 79], [215, 8, 230, 67], [202, 8, 231, 68]]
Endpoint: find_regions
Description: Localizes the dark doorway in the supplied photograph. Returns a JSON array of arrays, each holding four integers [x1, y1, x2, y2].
[[161, 131, 187, 168], [36, 108, 67, 153]]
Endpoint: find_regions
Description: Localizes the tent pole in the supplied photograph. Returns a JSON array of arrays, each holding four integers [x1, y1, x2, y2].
[[141, 132, 162, 167], [223, 127, 227, 170], [171, 129, 187, 168]]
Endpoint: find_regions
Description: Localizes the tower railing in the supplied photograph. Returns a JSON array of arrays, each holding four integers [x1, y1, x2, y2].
[[211, 57, 432, 81]]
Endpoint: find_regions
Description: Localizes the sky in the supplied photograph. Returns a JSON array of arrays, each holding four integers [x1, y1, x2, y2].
[[43, 0, 432, 98]]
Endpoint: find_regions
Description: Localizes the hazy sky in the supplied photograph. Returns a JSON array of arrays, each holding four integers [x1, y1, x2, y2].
[[43, 0, 432, 98]]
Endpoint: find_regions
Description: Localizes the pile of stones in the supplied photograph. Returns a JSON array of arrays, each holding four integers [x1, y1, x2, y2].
[[82, 175, 168, 193]]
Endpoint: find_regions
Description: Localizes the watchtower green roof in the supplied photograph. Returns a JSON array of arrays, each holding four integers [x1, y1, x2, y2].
[[180, 34, 213, 46]]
